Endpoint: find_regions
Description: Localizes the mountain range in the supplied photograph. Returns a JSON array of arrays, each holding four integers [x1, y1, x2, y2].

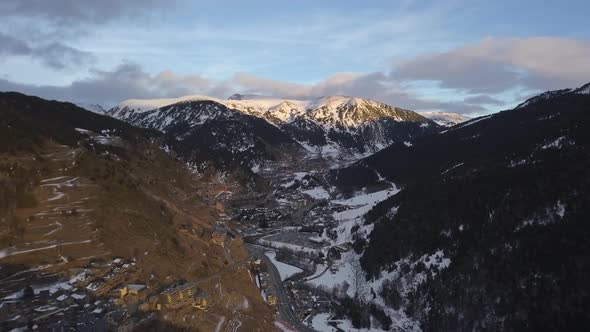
[[106, 95, 446, 160]]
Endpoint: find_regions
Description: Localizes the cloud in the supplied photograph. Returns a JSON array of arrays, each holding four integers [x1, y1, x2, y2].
[[0, 32, 93, 69], [231, 73, 312, 99], [0, 0, 173, 25], [0, 62, 487, 115], [0, 63, 222, 107], [3, 37, 589, 115], [393, 37, 590, 93], [463, 95, 504, 105]]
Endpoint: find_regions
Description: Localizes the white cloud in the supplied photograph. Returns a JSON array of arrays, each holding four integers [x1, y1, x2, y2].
[[0, 63, 224, 107], [394, 37, 590, 93]]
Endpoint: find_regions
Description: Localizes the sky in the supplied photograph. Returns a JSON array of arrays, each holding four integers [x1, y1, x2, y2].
[[0, 0, 589, 115]]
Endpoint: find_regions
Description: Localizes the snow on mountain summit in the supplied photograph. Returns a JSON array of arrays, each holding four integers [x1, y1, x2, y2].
[[111, 95, 425, 127], [304, 95, 428, 128], [108, 94, 441, 156], [419, 112, 471, 127]]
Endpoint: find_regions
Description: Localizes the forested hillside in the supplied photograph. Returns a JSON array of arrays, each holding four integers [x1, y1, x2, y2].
[[335, 84, 590, 331]]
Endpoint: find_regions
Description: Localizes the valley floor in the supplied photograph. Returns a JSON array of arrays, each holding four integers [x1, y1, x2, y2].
[[226, 153, 409, 331]]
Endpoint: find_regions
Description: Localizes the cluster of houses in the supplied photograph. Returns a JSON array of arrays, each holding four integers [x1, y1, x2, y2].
[[0, 257, 151, 331], [236, 207, 290, 227], [0, 256, 216, 331], [154, 282, 209, 311], [82, 258, 138, 297]]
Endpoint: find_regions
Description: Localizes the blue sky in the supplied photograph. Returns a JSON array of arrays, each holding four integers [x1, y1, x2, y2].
[[1, 0, 589, 114]]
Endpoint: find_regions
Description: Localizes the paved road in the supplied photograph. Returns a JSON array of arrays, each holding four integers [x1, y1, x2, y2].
[[246, 244, 316, 332]]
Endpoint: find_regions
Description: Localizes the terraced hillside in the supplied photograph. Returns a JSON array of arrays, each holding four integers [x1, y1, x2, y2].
[[0, 92, 275, 331]]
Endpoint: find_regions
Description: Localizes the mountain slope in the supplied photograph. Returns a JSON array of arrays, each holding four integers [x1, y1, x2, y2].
[[333, 83, 590, 331], [76, 103, 106, 115], [109, 95, 441, 157], [0, 92, 275, 331], [108, 99, 305, 172], [280, 96, 439, 155]]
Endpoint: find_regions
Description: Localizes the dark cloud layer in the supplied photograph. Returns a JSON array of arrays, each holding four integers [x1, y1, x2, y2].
[[0, 63, 221, 107], [0, 0, 172, 25], [0, 32, 93, 69]]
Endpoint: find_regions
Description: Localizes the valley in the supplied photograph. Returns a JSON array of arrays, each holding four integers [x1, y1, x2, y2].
[[2, 83, 589, 332], [223, 153, 403, 331]]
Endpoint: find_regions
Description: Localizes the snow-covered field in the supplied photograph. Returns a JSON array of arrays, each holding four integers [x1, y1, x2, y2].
[[332, 186, 399, 222], [300, 183, 434, 331], [306, 251, 361, 297], [265, 251, 303, 281], [303, 186, 402, 297], [332, 187, 399, 207], [329, 186, 400, 246], [302, 187, 331, 200]]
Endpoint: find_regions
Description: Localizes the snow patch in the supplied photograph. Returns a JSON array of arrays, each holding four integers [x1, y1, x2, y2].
[[265, 251, 303, 281], [302, 188, 331, 200]]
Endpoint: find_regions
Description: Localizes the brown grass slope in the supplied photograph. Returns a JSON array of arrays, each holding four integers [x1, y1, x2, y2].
[[0, 92, 275, 331]]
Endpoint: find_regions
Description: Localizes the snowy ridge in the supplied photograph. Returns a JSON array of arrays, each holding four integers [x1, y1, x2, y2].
[[574, 82, 590, 95], [110, 94, 422, 127], [513, 82, 590, 110], [419, 111, 471, 127], [108, 94, 439, 156], [109, 95, 219, 120], [76, 103, 106, 115], [106, 97, 305, 171], [515, 89, 572, 109]]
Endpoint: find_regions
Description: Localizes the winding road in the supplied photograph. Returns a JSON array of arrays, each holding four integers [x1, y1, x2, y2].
[[246, 244, 316, 332]]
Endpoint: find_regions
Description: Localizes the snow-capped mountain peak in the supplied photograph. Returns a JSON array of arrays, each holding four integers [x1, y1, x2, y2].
[[108, 94, 441, 157], [117, 95, 215, 112], [265, 100, 306, 124], [419, 112, 471, 127], [305, 96, 427, 128]]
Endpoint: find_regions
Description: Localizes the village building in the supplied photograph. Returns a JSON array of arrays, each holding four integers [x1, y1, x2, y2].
[[117, 283, 149, 305], [192, 291, 209, 310], [266, 290, 278, 306], [211, 228, 227, 246], [158, 282, 210, 310]]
